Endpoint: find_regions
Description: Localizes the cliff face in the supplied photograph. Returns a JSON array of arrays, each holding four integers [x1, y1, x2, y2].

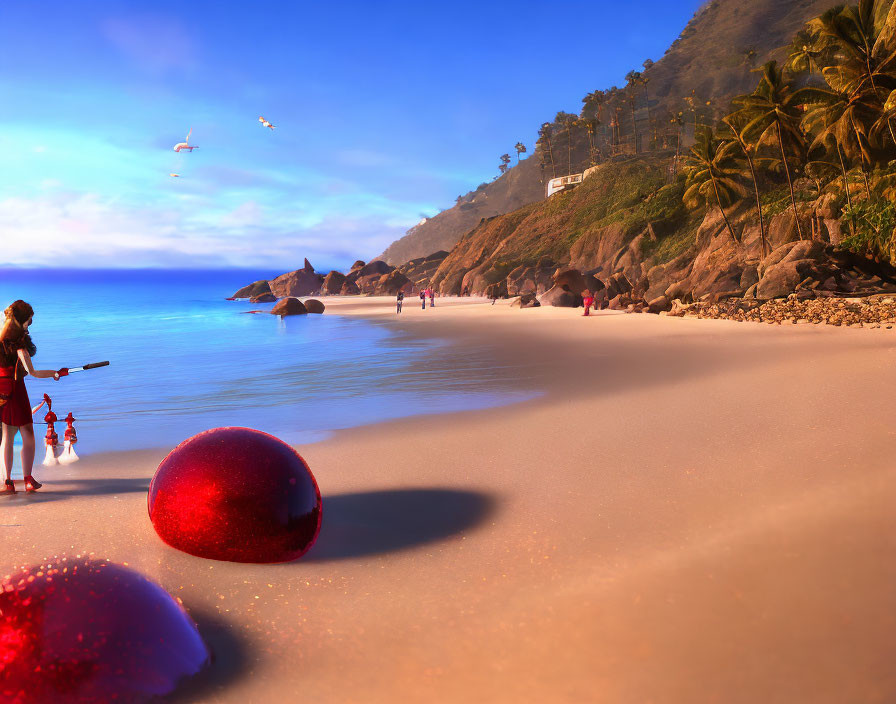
[[378, 0, 843, 265], [428, 153, 879, 305], [378, 153, 544, 265]]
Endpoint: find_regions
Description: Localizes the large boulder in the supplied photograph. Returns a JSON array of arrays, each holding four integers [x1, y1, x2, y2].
[[553, 269, 589, 295], [355, 274, 382, 294], [604, 273, 634, 300], [347, 259, 393, 285], [232, 280, 271, 299], [359, 260, 394, 277], [540, 285, 582, 308], [507, 263, 555, 296], [375, 271, 411, 295], [322, 271, 346, 295], [303, 299, 325, 314], [754, 241, 834, 300], [647, 295, 672, 314], [270, 268, 324, 297], [608, 293, 633, 310], [340, 280, 360, 295], [249, 293, 276, 303], [270, 298, 308, 316], [509, 294, 541, 309]]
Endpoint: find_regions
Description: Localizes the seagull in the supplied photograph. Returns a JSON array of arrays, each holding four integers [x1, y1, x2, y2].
[[258, 116, 276, 130], [173, 128, 198, 152]]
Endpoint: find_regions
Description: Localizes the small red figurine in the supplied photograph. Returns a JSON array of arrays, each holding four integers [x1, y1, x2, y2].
[[59, 411, 79, 464]]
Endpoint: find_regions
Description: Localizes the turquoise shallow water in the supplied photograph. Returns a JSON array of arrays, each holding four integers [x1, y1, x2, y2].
[[0, 269, 538, 477]]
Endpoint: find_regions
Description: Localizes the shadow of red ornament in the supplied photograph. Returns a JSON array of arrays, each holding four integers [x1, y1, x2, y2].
[[0, 558, 209, 704], [148, 427, 322, 563]]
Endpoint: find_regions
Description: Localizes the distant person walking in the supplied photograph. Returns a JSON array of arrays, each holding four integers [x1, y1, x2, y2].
[[396, 290, 404, 314], [583, 290, 594, 316], [428, 287, 435, 307], [420, 291, 426, 310]]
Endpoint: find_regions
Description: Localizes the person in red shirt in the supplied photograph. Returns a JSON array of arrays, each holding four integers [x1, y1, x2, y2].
[[0, 301, 68, 493], [583, 289, 594, 316]]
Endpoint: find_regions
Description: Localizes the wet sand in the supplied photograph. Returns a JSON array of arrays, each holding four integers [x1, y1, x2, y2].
[[3, 297, 895, 703]]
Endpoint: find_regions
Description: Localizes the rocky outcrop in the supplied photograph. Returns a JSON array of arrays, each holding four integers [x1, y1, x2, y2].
[[249, 293, 276, 303], [270, 298, 307, 316], [395, 251, 449, 292], [270, 262, 324, 298], [233, 280, 271, 299], [304, 299, 325, 314], [321, 271, 347, 295], [506, 257, 556, 296], [340, 280, 360, 295], [351, 260, 393, 281], [374, 271, 411, 296], [509, 293, 541, 308], [540, 285, 582, 308], [485, 280, 509, 300], [669, 294, 896, 328]]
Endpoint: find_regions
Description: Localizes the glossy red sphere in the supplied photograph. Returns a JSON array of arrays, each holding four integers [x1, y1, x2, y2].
[[0, 558, 209, 704], [148, 427, 322, 563]]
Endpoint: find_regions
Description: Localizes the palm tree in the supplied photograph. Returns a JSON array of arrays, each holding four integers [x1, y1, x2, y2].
[[786, 27, 824, 75], [682, 127, 746, 244], [584, 118, 598, 165], [736, 61, 813, 240], [811, 1, 896, 146], [802, 74, 880, 199], [722, 110, 771, 256], [625, 71, 641, 153], [514, 142, 527, 162], [499, 154, 511, 175], [810, 135, 858, 232], [565, 115, 577, 173], [670, 111, 684, 176], [537, 123, 556, 179], [640, 74, 655, 149]]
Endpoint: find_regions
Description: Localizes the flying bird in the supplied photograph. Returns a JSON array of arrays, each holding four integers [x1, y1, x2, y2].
[[169, 173, 180, 178], [173, 128, 198, 152], [258, 116, 276, 130]]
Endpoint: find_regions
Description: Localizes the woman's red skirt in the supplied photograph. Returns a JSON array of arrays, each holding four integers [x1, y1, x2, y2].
[[0, 366, 32, 427]]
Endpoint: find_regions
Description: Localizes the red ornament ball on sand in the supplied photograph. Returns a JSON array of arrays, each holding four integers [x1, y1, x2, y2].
[[0, 558, 209, 704], [148, 427, 322, 563]]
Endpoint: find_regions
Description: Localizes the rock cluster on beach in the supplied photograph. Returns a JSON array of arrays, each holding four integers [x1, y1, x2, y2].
[[667, 295, 896, 328], [233, 251, 451, 304]]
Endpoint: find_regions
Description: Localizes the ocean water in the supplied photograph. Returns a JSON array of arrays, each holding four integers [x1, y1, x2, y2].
[[0, 269, 537, 477]]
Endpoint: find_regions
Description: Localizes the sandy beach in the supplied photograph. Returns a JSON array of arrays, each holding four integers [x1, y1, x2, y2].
[[3, 297, 896, 703]]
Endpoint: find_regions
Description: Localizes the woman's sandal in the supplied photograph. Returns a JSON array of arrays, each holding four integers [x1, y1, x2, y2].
[[23, 476, 41, 492], [1, 479, 16, 494]]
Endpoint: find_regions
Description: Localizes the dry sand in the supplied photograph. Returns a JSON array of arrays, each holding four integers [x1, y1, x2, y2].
[[3, 297, 896, 703]]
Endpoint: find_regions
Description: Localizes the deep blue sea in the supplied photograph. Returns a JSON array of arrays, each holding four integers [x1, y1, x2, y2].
[[0, 269, 536, 476]]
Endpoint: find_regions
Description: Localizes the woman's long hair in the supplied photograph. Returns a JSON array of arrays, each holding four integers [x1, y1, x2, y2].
[[0, 300, 37, 363]]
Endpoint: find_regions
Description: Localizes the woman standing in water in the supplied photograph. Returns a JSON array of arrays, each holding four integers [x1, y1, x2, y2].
[[0, 301, 68, 493]]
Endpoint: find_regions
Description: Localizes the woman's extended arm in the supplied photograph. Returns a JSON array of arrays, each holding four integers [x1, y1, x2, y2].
[[17, 349, 64, 380]]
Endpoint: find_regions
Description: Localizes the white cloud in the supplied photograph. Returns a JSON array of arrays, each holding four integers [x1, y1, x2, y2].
[[0, 192, 411, 268]]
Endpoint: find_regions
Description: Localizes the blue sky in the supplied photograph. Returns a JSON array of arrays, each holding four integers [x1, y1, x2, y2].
[[0, 0, 703, 271]]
